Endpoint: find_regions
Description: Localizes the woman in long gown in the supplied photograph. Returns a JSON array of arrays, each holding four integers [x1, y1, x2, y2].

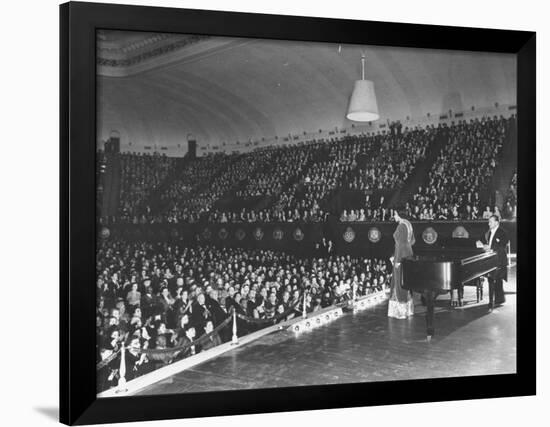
[[387, 210, 415, 319]]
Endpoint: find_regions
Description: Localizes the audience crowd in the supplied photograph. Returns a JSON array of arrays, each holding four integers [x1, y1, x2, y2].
[[117, 152, 179, 223], [101, 115, 516, 225], [96, 239, 390, 391], [344, 127, 432, 193], [405, 116, 514, 220], [159, 153, 240, 223]]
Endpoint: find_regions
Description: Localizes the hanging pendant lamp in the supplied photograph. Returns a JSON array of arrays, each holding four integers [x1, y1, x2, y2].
[[346, 54, 379, 122]]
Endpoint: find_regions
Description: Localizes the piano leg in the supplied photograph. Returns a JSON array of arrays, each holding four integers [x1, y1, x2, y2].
[[478, 279, 484, 302], [450, 289, 457, 307], [424, 290, 435, 340], [450, 288, 463, 307]]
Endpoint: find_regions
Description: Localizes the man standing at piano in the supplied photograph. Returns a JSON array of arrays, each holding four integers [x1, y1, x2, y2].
[[476, 215, 509, 311]]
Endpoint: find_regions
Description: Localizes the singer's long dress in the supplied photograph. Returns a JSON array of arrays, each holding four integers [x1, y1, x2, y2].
[[387, 220, 415, 319]]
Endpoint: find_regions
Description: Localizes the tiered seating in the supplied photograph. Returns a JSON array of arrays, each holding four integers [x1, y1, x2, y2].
[[345, 128, 431, 192], [100, 115, 516, 224], [340, 127, 436, 221], [269, 140, 353, 222], [117, 152, 179, 223], [160, 153, 237, 223], [210, 144, 317, 222], [406, 116, 512, 220]]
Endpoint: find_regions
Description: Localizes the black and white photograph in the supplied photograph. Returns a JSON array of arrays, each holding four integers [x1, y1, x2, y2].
[[94, 29, 520, 398], [2, 0, 545, 426]]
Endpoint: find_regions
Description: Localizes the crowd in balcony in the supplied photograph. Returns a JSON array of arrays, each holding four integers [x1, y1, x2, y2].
[[405, 116, 514, 221], [344, 127, 433, 193], [117, 152, 179, 223], [338, 126, 438, 221], [203, 132, 422, 223], [101, 115, 516, 226], [157, 153, 234, 223]]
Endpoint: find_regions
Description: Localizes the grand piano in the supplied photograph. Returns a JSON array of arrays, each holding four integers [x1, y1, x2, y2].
[[402, 240, 498, 339]]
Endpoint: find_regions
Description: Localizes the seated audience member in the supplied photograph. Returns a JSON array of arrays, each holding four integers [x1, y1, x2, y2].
[[483, 206, 493, 219], [340, 210, 349, 222], [124, 335, 150, 381], [126, 283, 141, 308], [201, 320, 223, 351]]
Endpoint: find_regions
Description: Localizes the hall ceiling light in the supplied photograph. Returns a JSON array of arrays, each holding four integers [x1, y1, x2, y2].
[[346, 53, 379, 122]]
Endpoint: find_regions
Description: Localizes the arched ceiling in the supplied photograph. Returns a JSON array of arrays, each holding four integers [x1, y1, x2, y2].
[[97, 31, 516, 152]]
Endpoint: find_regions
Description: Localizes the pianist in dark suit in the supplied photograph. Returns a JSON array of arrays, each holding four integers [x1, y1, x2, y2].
[[477, 215, 509, 311], [387, 210, 415, 319]]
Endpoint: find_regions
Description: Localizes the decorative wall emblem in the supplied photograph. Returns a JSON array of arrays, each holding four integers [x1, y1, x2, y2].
[[343, 226, 356, 243], [202, 228, 212, 240], [368, 227, 382, 243], [218, 227, 228, 240], [236, 229, 246, 240], [273, 228, 284, 240], [422, 227, 438, 244], [253, 227, 264, 240], [100, 227, 110, 239], [293, 227, 305, 241], [452, 226, 469, 239]]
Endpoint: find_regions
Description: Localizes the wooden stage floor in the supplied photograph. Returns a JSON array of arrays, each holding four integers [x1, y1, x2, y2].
[[135, 268, 517, 396]]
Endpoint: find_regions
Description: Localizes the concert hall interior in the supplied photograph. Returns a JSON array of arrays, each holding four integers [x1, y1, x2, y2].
[[95, 30, 517, 397]]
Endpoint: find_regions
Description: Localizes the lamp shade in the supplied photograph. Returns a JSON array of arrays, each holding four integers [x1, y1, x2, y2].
[[346, 79, 379, 122]]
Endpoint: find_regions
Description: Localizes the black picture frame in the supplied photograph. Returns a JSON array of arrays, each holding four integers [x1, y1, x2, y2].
[[60, 1, 536, 424]]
